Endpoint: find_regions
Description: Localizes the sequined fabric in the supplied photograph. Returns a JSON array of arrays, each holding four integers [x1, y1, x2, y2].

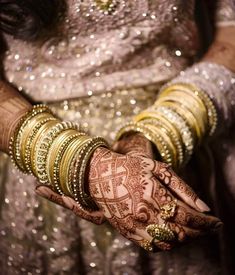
[[0, 0, 235, 274], [3, 0, 198, 102]]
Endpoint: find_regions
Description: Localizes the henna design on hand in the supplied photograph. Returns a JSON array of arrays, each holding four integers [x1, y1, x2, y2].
[[88, 147, 222, 250], [35, 185, 105, 225], [113, 133, 154, 158]]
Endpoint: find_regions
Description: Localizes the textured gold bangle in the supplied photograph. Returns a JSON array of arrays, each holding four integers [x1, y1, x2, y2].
[[154, 101, 201, 145], [158, 89, 208, 135], [116, 122, 173, 166], [47, 129, 81, 187], [20, 112, 55, 171], [156, 106, 194, 164], [9, 105, 52, 172], [146, 123, 178, 169], [31, 119, 60, 176], [156, 94, 206, 139], [160, 84, 208, 119], [59, 136, 90, 196], [36, 121, 81, 184], [134, 110, 184, 165], [141, 118, 184, 168], [23, 116, 58, 174], [72, 137, 109, 210], [170, 82, 218, 136]]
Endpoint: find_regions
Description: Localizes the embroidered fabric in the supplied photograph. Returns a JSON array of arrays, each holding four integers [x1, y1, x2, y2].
[[168, 62, 235, 134]]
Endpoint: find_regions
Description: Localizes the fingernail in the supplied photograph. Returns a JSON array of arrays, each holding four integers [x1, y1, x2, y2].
[[195, 198, 211, 212]]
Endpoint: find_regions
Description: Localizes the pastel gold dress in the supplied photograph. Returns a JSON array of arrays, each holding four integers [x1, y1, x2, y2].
[[0, 1, 235, 274]]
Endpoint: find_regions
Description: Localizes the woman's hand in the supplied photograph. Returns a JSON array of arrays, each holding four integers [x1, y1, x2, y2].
[[88, 147, 222, 250], [36, 146, 222, 250], [35, 185, 105, 225]]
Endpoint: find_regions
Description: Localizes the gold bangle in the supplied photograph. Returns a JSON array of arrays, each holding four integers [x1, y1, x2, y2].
[[72, 137, 109, 210], [20, 112, 55, 172], [9, 105, 52, 172], [169, 82, 218, 136], [52, 134, 87, 195], [31, 119, 60, 177], [24, 116, 58, 174], [156, 106, 194, 165], [36, 121, 81, 184], [59, 136, 90, 196], [134, 110, 184, 166], [141, 118, 183, 168], [154, 101, 201, 145], [146, 123, 178, 169], [46, 129, 81, 187], [156, 94, 206, 139], [116, 122, 174, 166], [158, 89, 208, 134], [160, 84, 208, 118]]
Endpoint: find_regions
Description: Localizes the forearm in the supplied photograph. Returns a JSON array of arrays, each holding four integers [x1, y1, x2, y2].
[[203, 26, 235, 72], [0, 81, 32, 153]]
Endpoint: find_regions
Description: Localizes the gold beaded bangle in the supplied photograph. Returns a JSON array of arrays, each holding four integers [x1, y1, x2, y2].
[[134, 110, 184, 164], [31, 119, 60, 176], [170, 83, 218, 136], [46, 129, 81, 186], [141, 118, 184, 168], [72, 137, 109, 210], [158, 89, 208, 135], [146, 123, 178, 169], [156, 106, 194, 164], [59, 136, 90, 196], [154, 100, 201, 145], [156, 94, 206, 139], [116, 122, 173, 166], [9, 105, 52, 172], [24, 117, 58, 174], [36, 121, 81, 184], [20, 112, 55, 172]]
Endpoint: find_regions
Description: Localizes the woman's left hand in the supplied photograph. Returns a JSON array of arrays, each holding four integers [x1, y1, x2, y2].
[[35, 185, 105, 225]]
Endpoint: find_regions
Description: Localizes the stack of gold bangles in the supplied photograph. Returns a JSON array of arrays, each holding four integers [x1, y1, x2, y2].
[[9, 104, 108, 211], [116, 83, 218, 170]]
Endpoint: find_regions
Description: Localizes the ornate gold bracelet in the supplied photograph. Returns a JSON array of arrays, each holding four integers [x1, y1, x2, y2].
[[9, 105, 52, 172], [72, 137, 109, 210], [141, 118, 183, 169], [35, 121, 81, 184], [168, 83, 218, 136], [116, 122, 174, 166], [155, 94, 206, 140]]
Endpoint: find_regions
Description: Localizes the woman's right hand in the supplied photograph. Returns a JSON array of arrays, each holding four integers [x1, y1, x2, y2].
[[88, 147, 222, 251]]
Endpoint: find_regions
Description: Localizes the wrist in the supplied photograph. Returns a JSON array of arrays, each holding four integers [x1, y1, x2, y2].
[[0, 81, 32, 153]]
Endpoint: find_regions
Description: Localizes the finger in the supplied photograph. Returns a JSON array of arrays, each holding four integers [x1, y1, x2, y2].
[[35, 185, 69, 209], [35, 186, 105, 225], [167, 222, 206, 243], [146, 178, 222, 231], [130, 228, 172, 252], [152, 161, 211, 212], [173, 201, 223, 231], [62, 196, 105, 225]]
